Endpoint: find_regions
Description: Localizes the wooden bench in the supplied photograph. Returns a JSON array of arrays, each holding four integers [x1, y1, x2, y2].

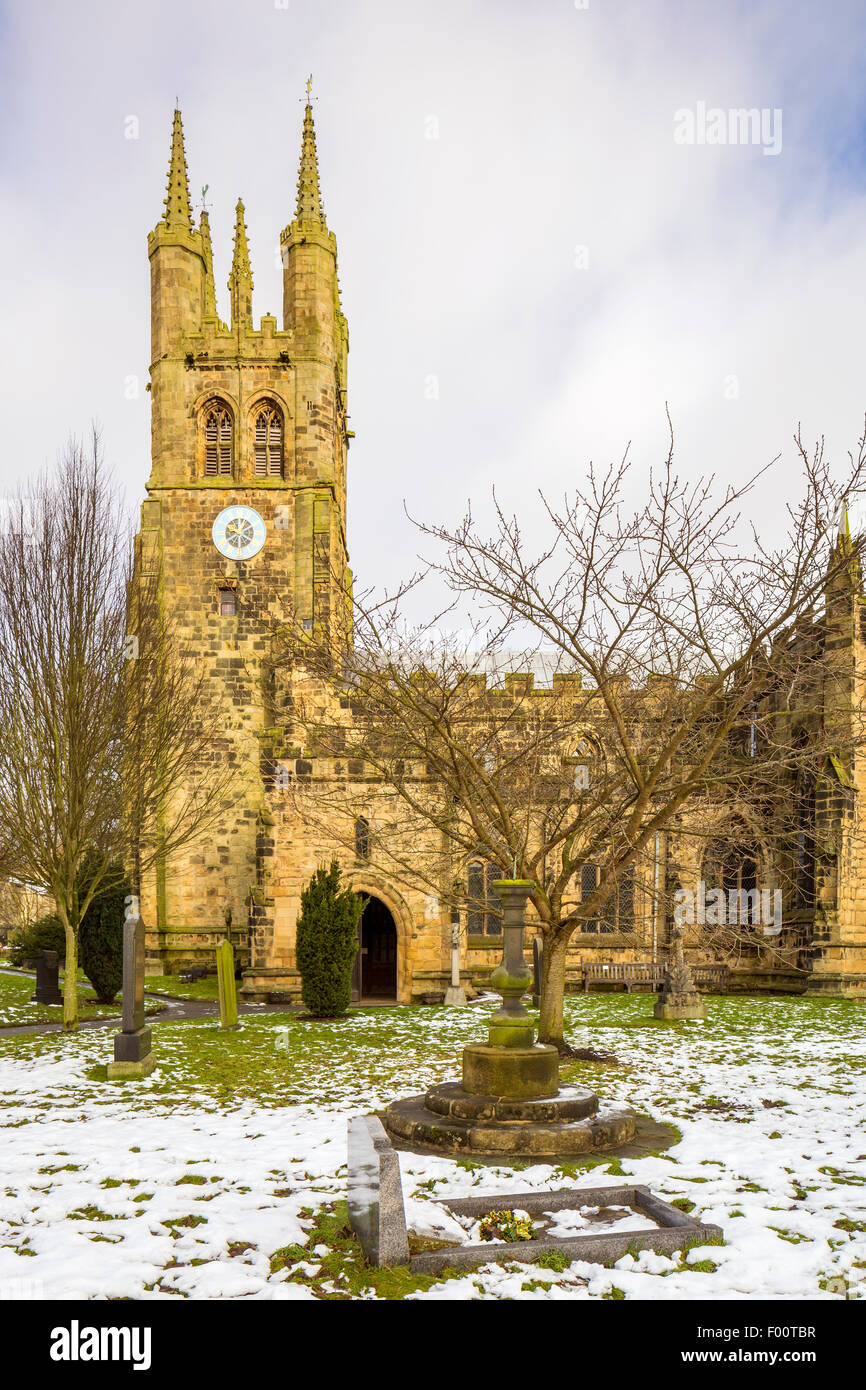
[[582, 962, 730, 993], [178, 966, 211, 983]]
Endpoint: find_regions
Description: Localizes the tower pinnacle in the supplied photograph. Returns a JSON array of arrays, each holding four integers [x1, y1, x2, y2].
[[295, 100, 327, 229], [162, 109, 193, 230], [228, 197, 253, 327]]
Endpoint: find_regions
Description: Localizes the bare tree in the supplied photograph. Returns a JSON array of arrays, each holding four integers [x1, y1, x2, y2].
[[280, 422, 866, 1046], [0, 433, 236, 1028]]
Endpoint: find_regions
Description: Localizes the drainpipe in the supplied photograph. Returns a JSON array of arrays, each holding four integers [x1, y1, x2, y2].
[[652, 833, 660, 963]]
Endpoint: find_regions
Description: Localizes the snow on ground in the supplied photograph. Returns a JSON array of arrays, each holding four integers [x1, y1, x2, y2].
[[0, 993, 863, 1300]]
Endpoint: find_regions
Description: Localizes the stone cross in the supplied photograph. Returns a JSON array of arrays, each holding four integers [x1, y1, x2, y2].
[[216, 939, 239, 1030], [106, 914, 154, 1078], [443, 920, 466, 1006], [32, 950, 62, 1005]]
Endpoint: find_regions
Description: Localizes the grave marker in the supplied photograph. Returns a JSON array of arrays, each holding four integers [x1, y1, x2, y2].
[[32, 950, 63, 1006], [106, 914, 154, 1079], [216, 939, 239, 1030]]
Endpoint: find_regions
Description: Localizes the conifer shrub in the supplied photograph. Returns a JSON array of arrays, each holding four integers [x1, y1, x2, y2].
[[295, 860, 363, 1017], [7, 913, 66, 967], [78, 865, 130, 1004]]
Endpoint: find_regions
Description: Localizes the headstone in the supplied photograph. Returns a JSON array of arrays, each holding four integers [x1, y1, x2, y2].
[[216, 939, 239, 1031], [32, 950, 63, 1005], [106, 914, 155, 1079], [347, 1115, 410, 1267]]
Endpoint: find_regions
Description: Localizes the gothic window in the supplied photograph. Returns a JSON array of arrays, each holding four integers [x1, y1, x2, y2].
[[793, 785, 816, 911], [253, 403, 283, 478], [204, 403, 233, 476], [580, 863, 635, 934], [467, 861, 501, 935], [355, 817, 369, 860], [703, 838, 760, 930], [580, 862, 598, 933]]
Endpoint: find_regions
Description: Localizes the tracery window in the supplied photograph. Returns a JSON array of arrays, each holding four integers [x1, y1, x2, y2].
[[580, 863, 635, 934], [204, 403, 233, 476], [702, 838, 760, 929], [253, 403, 283, 478], [467, 861, 501, 936]]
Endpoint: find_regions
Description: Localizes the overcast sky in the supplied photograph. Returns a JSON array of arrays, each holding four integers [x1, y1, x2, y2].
[[2, 0, 866, 601]]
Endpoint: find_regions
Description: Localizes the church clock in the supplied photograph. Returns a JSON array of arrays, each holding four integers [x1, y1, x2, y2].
[[212, 505, 267, 560]]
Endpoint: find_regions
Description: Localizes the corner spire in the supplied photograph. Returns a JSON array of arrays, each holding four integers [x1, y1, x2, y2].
[[162, 109, 193, 230], [228, 197, 253, 327], [199, 208, 218, 321], [295, 99, 327, 229]]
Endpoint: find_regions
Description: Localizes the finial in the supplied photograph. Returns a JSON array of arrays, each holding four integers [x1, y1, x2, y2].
[[229, 197, 253, 327], [162, 108, 193, 231], [294, 99, 326, 227]]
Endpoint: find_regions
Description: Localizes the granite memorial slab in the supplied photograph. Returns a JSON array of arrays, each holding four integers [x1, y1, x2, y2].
[[32, 950, 63, 1005]]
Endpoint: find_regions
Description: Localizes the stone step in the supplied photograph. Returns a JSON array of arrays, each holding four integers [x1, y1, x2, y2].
[[423, 1080, 598, 1124]]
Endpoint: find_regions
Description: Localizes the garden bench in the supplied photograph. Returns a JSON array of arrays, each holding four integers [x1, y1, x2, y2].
[[582, 962, 730, 993], [178, 966, 210, 983]]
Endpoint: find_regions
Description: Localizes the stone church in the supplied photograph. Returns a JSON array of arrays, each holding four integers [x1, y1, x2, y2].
[[136, 103, 865, 1003]]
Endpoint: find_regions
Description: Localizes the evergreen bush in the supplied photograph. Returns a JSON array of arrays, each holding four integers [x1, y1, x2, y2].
[[295, 860, 363, 1017], [7, 913, 66, 967], [78, 865, 130, 1004]]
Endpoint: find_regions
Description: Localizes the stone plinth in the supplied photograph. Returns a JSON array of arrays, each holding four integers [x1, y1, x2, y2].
[[384, 1083, 636, 1158], [462, 1042, 559, 1100]]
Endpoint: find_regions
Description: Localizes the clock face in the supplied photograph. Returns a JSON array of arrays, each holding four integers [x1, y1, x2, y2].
[[212, 505, 267, 560]]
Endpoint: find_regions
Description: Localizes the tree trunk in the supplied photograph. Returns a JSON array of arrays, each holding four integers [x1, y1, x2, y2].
[[537, 929, 570, 1047], [61, 911, 79, 1031]]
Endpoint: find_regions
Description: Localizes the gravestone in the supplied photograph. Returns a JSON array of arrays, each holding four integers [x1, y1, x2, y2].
[[216, 939, 239, 1031], [347, 1115, 410, 1267], [32, 950, 63, 1005], [106, 914, 155, 1079]]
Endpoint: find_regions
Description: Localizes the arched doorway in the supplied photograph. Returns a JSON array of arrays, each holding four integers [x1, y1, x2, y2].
[[352, 896, 398, 1001]]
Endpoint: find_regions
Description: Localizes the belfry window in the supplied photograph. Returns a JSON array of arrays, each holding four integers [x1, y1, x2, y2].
[[204, 405, 233, 476], [254, 404, 283, 477]]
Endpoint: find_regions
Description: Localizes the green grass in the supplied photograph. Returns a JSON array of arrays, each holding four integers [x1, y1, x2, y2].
[[269, 1201, 465, 1300], [144, 974, 221, 1001], [0, 968, 125, 1028]]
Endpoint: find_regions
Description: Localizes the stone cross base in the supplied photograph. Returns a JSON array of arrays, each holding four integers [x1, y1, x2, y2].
[[107, 1054, 156, 1080], [107, 1025, 154, 1078], [653, 996, 706, 1021], [443, 985, 467, 1006]]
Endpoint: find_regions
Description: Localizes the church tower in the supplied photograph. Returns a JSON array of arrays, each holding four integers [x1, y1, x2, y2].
[[136, 101, 351, 974]]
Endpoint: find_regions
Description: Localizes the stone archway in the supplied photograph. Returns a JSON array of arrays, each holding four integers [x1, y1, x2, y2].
[[352, 896, 398, 1001], [346, 875, 414, 1003]]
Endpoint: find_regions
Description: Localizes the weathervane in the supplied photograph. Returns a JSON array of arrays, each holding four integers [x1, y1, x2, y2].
[[302, 73, 317, 104], [200, 184, 210, 213]]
